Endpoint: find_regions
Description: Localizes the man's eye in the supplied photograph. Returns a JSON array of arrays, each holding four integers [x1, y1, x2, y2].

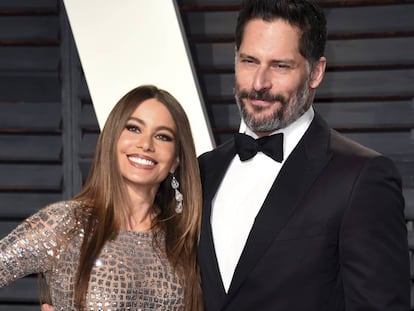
[[275, 63, 290, 69], [241, 58, 254, 64]]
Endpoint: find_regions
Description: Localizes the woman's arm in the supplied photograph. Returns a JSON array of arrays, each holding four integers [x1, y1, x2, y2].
[[0, 201, 77, 287]]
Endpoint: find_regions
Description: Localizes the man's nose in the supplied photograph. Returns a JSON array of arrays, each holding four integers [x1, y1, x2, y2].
[[252, 67, 272, 91]]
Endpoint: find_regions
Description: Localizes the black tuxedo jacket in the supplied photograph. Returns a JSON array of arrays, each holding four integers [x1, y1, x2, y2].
[[198, 113, 410, 311]]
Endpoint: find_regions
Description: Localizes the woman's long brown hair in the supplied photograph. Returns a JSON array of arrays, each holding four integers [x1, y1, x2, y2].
[[72, 85, 203, 310]]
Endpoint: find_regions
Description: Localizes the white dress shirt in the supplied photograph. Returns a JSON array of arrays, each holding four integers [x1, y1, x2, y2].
[[211, 107, 314, 292]]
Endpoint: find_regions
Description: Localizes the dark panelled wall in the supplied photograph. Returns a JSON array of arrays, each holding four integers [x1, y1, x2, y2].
[[0, 1, 98, 309], [0, 0, 413, 309]]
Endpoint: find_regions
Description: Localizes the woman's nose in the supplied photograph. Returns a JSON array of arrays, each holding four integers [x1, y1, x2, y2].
[[138, 135, 154, 152]]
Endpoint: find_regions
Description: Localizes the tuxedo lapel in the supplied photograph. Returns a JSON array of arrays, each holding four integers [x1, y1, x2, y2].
[[202, 140, 237, 209], [198, 139, 238, 308], [224, 114, 333, 304]]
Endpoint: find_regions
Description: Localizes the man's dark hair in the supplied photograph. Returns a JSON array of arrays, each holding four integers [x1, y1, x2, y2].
[[235, 0, 327, 64]]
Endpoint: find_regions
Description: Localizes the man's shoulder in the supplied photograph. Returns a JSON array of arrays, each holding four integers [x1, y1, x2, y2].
[[198, 137, 235, 163], [329, 129, 381, 159]]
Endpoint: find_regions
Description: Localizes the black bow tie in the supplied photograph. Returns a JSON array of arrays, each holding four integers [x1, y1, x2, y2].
[[234, 133, 284, 162]]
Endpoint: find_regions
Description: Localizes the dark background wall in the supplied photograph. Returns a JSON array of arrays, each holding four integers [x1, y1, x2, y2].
[[0, 0, 413, 309]]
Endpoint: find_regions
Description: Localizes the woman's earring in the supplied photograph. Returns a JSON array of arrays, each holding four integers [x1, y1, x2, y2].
[[171, 174, 183, 213]]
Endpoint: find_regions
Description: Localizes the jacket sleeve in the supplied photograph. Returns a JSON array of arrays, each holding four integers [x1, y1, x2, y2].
[[340, 155, 410, 310]]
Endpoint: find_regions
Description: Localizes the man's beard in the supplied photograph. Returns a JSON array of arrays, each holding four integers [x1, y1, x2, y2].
[[235, 77, 311, 132]]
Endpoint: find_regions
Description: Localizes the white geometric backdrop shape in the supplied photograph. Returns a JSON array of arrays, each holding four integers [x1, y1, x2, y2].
[[63, 0, 214, 155]]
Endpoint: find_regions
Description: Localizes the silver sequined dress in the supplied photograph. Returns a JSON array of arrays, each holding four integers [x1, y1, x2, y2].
[[0, 201, 184, 310]]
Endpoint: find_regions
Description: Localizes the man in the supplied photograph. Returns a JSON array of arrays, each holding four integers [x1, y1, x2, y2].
[[197, 0, 410, 310]]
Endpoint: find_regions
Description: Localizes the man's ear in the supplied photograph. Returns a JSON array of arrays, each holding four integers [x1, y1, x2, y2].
[[309, 56, 326, 89], [234, 46, 241, 63]]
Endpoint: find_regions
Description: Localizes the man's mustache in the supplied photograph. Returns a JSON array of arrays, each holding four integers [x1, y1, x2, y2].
[[238, 89, 287, 105]]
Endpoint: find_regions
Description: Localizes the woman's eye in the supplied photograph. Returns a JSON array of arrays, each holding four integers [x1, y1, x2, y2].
[[156, 134, 173, 142], [125, 124, 140, 133]]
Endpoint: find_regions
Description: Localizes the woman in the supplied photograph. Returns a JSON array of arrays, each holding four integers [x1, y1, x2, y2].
[[0, 85, 203, 310]]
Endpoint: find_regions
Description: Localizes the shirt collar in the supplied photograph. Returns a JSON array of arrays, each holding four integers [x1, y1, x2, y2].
[[243, 107, 314, 160]]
